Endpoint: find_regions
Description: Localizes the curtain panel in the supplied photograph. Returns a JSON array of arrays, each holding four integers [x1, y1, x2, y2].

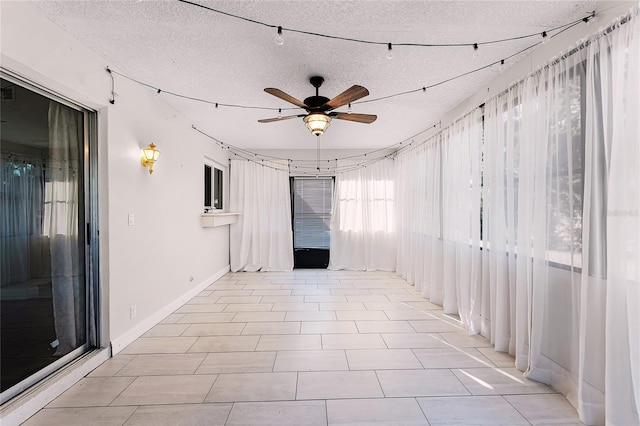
[[229, 160, 294, 272], [329, 158, 396, 271], [581, 10, 639, 424], [484, 9, 639, 424], [0, 154, 46, 287], [47, 101, 84, 355], [395, 110, 483, 320], [395, 6, 638, 424]]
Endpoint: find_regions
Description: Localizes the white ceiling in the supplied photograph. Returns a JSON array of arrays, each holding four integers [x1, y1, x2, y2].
[[32, 0, 597, 150]]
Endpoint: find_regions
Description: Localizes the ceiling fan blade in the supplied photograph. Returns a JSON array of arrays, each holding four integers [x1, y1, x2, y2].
[[258, 114, 304, 123], [323, 85, 369, 110], [264, 88, 308, 109], [330, 112, 377, 124]]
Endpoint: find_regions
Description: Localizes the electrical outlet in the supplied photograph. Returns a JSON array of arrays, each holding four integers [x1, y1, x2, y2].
[[130, 305, 137, 319], [128, 213, 135, 226]]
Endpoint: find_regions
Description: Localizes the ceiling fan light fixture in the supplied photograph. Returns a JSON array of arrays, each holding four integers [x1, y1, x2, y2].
[[304, 113, 331, 136]]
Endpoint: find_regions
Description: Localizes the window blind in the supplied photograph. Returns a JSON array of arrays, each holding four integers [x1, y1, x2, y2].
[[293, 177, 332, 249]]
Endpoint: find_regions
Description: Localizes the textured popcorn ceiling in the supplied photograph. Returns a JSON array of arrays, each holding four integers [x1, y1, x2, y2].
[[32, 0, 597, 150]]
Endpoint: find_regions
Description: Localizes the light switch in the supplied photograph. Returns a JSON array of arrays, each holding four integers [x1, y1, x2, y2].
[[128, 213, 135, 226]]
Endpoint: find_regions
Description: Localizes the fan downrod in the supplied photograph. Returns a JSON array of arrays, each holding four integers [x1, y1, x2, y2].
[[305, 76, 329, 109]]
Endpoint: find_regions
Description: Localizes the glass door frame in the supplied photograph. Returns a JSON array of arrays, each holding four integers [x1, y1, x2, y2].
[[0, 70, 100, 405]]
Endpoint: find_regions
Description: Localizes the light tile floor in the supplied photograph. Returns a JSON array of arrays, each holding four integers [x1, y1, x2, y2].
[[24, 270, 584, 425]]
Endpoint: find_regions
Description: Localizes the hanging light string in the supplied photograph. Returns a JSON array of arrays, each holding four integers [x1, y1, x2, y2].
[[105, 25, 562, 111], [191, 120, 440, 176], [357, 18, 586, 105], [177, 0, 594, 49], [193, 2, 637, 176], [106, 68, 297, 111], [106, 7, 594, 108]]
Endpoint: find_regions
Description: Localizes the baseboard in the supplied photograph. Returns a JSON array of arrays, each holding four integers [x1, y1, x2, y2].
[[110, 265, 230, 355]]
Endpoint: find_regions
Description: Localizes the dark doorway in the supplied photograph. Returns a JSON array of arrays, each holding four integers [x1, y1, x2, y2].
[[291, 177, 333, 268]]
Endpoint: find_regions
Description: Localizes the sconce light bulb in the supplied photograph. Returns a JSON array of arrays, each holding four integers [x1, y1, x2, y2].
[[275, 26, 284, 45]]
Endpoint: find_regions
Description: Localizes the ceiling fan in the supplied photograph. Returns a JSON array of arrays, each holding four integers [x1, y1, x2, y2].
[[258, 76, 377, 136]]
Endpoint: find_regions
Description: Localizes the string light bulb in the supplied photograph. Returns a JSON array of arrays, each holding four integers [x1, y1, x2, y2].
[[277, 108, 282, 118], [541, 31, 549, 44], [386, 43, 394, 60], [473, 43, 479, 58], [583, 12, 595, 25], [499, 59, 505, 72], [275, 26, 284, 45], [347, 103, 352, 114]]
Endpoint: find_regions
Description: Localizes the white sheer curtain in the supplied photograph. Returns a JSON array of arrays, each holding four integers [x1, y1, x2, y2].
[[1, 154, 46, 287], [329, 158, 395, 271], [395, 111, 483, 318], [441, 110, 483, 330], [395, 134, 442, 302], [583, 11, 639, 424], [482, 9, 639, 424], [395, 7, 638, 423], [484, 81, 533, 369], [46, 101, 83, 355], [229, 160, 293, 272]]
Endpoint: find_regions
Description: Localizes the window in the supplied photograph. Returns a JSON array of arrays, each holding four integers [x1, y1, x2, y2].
[[545, 64, 585, 268], [481, 63, 586, 270], [204, 162, 223, 211], [293, 177, 332, 249]]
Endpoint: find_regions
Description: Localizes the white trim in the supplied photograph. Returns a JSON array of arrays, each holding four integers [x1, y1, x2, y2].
[[204, 156, 228, 213], [201, 212, 240, 227], [110, 265, 230, 355], [0, 65, 100, 112], [0, 348, 111, 426]]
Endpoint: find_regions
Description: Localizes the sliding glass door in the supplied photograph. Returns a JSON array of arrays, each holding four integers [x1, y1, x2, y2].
[[0, 76, 97, 403]]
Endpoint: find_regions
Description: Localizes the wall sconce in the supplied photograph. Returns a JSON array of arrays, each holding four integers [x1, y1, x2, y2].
[[141, 143, 160, 174]]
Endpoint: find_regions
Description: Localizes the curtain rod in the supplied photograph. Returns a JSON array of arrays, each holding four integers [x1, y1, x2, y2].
[[491, 5, 638, 101]]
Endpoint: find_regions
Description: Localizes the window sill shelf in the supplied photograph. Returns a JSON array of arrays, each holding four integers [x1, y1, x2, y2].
[[201, 212, 240, 227]]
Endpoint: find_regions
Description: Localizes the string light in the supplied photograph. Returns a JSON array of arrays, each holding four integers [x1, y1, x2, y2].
[[386, 43, 394, 60], [104, 10, 594, 114], [347, 103, 352, 114], [177, 0, 593, 50], [191, 120, 439, 176], [583, 11, 595, 25], [275, 26, 284, 45], [541, 31, 549, 44], [473, 43, 479, 58], [499, 59, 506, 72], [277, 108, 282, 118]]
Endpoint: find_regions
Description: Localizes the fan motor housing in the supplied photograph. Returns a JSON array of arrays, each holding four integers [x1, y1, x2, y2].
[[304, 95, 330, 109]]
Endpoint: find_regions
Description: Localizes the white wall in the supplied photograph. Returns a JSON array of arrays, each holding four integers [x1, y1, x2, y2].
[[1, 2, 230, 347]]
